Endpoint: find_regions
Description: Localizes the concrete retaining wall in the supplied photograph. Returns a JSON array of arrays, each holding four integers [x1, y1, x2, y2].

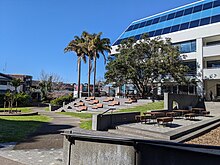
[[164, 93, 201, 110], [92, 112, 140, 131], [63, 129, 220, 165]]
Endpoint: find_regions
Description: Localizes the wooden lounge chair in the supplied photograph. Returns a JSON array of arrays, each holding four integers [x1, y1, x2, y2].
[[103, 97, 114, 102], [108, 101, 120, 106], [74, 102, 85, 107], [125, 98, 133, 104], [157, 117, 173, 126], [85, 97, 95, 101], [89, 100, 99, 105], [76, 106, 88, 112], [92, 103, 103, 109]]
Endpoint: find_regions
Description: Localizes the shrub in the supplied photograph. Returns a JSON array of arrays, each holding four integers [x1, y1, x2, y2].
[[15, 93, 31, 107], [50, 94, 74, 106]]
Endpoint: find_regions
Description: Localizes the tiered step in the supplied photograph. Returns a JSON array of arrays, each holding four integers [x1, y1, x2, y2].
[[108, 116, 220, 142]]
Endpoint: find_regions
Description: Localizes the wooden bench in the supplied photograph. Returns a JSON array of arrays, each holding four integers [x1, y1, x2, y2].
[[185, 113, 196, 120], [157, 117, 173, 126], [135, 115, 154, 124]]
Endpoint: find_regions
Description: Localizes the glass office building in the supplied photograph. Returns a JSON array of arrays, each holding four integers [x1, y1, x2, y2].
[[112, 0, 220, 100]]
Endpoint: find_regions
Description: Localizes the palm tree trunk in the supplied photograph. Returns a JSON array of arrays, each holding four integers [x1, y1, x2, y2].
[[88, 58, 91, 97], [93, 56, 97, 97], [77, 57, 81, 98]]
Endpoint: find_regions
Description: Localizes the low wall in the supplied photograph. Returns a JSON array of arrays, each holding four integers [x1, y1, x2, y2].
[[49, 104, 61, 111], [164, 93, 202, 110], [92, 112, 140, 131], [63, 128, 220, 165]]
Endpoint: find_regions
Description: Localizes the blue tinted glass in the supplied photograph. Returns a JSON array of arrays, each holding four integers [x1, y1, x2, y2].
[[180, 22, 189, 30], [162, 27, 171, 34], [167, 13, 175, 20], [160, 15, 167, 22], [212, 6, 220, 15], [203, 2, 213, 10], [189, 20, 200, 28], [175, 10, 184, 18], [133, 24, 140, 30], [191, 12, 202, 21], [152, 17, 160, 24], [155, 29, 163, 35], [193, 5, 202, 13], [191, 41, 196, 52], [139, 22, 146, 28], [127, 25, 134, 31], [200, 17, 210, 25], [146, 20, 153, 26], [214, 0, 220, 7], [184, 8, 193, 15], [171, 25, 180, 32], [135, 35, 141, 40], [148, 31, 155, 37], [211, 14, 220, 23]]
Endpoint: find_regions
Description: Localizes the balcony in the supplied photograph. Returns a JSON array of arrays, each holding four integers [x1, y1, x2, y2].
[[203, 44, 220, 57], [203, 68, 220, 80]]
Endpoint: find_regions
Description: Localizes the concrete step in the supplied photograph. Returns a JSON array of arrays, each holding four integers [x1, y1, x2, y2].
[[115, 125, 168, 140], [174, 120, 220, 143], [108, 129, 152, 140]]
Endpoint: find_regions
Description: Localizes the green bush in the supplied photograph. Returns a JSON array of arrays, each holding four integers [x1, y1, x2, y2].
[[15, 93, 31, 107], [50, 94, 74, 106]]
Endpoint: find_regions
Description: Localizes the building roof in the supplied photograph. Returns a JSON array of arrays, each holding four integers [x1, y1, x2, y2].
[[0, 72, 13, 80], [113, 0, 220, 45]]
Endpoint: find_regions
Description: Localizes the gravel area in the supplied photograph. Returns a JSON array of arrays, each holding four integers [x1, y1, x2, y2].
[[186, 126, 220, 146]]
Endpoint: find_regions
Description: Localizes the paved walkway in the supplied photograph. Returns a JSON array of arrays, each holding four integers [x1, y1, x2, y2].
[[0, 107, 80, 165]]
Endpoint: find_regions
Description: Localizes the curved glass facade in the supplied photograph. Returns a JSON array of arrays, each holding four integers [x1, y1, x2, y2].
[[113, 0, 220, 46]]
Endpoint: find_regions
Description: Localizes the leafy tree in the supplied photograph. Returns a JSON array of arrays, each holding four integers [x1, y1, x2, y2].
[[10, 78, 22, 93], [105, 35, 188, 98], [64, 35, 87, 98]]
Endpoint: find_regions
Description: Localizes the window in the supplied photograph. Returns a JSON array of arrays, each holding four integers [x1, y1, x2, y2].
[[139, 22, 146, 28], [135, 35, 141, 40], [206, 40, 220, 46], [203, 2, 213, 10], [148, 31, 155, 37], [184, 8, 193, 15], [146, 20, 153, 26], [152, 17, 160, 24], [160, 15, 167, 22], [171, 25, 180, 32], [193, 5, 202, 13], [214, 0, 220, 8], [167, 13, 175, 20], [0, 81, 7, 85], [180, 22, 189, 30], [126, 25, 134, 32], [133, 24, 140, 30], [175, 10, 184, 18], [189, 20, 200, 28], [211, 14, 220, 23], [162, 27, 171, 34], [173, 40, 196, 53], [200, 17, 211, 25], [155, 29, 162, 36], [207, 60, 220, 68], [182, 61, 196, 75]]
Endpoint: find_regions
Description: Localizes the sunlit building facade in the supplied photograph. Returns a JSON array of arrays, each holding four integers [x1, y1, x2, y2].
[[111, 0, 220, 100]]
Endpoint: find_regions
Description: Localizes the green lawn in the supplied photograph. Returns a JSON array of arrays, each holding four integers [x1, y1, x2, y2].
[[57, 101, 164, 130], [45, 107, 49, 111], [117, 101, 164, 114], [57, 112, 93, 119], [80, 120, 92, 130], [0, 115, 51, 143], [0, 107, 32, 113]]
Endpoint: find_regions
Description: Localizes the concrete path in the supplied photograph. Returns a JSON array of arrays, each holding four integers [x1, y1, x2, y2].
[[0, 107, 80, 165]]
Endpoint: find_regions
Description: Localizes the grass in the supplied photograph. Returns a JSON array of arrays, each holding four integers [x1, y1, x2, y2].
[[57, 112, 93, 119], [0, 107, 32, 113], [80, 120, 92, 130], [0, 115, 51, 143], [117, 101, 164, 114], [45, 107, 49, 111]]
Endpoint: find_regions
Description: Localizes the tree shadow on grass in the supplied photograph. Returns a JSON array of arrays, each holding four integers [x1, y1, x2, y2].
[[0, 117, 76, 149]]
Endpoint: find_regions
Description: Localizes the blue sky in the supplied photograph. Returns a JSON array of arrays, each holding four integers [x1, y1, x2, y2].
[[0, 0, 196, 83]]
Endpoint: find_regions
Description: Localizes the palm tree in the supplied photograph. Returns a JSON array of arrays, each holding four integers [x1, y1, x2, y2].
[[11, 78, 22, 93], [90, 32, 111, 96], [64, 36, 87, 98], [82, 31, 93, 97]]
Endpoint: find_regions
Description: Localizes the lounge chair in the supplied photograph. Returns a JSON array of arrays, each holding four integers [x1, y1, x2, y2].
[[103, 97, 114, 102], [92, 103, 103, 109], [74, 102, 85, 107], [108, 101, 120, 106], [76, 106, 88, 112], [89, 100, 99, 105], [85, 97, 95, 101]]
